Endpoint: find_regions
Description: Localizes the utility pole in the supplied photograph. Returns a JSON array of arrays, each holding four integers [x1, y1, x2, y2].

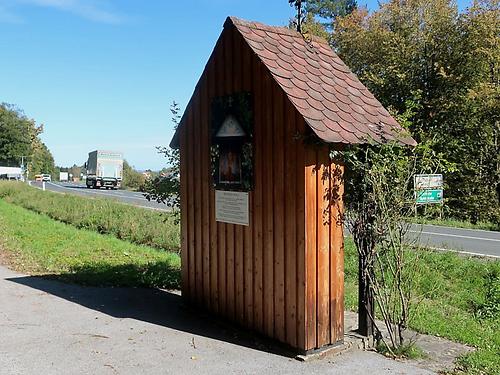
[[20, 155, 28, 182]]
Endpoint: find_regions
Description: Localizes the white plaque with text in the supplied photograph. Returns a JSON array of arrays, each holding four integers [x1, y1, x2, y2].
[[215, 190, 249, 226]]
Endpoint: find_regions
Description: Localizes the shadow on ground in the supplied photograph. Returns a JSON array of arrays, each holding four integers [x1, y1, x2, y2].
[[6, 273, 295, 357]]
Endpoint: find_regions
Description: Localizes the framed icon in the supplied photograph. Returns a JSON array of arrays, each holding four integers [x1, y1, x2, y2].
[[211, 92, 253, 191]]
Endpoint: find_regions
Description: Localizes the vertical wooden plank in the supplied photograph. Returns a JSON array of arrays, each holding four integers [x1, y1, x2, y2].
[[305, 145, 318, 350], [296, 115, 307, 351], [232, 28, 245, 325], [252, 56, 264, 333], [200, 75, 211, 308], [207, 55, 219, 314], [180, 127, 189, 300], [273, 84, 286, 343], [223, 26, 236, 321], [226, 223, 235, 320], [244, 203, 253, 327], [187, 109, 196, 304], [262, 68, 275, 338], [330, 159, 345, 343], [317, 146, 331, 347], [284, 100, 297, 348], [193, 94, 203, 306], [215, 32, 227, 317], [241, 34, 254, 329], [235, 225, 244, 323], [217, 221, 227, 316]]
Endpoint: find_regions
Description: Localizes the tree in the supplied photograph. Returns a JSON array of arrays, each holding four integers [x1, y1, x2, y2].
[[68, 164, 82, 181], [29, 140, 55, 178], [142, 101, 181, 216], [122, 160, 146, 190], [332, 0, 499, 225], [305, 0, 357, 29], [0, 103, 42, 167], [288, 0, 356, 36], [0, 103, 57, 181]]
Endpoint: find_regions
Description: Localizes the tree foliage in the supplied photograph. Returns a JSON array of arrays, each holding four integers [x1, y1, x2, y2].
[[331, 0, 500, 224], [142, 102, 181, 216], [0, 103, 55, 178], [0, 103, 42, 167], [305, 0, 357, 28], [122, 160, 146, 191], [289, 0, 357, 37], [29, 139, 55, 178]]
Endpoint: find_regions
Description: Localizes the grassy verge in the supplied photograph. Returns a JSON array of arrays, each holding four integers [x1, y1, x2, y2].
[[410, 217, 499, 231], [0, 200, 180, 288], [343, 237, 500, 374], [0, 181, 179, 252]]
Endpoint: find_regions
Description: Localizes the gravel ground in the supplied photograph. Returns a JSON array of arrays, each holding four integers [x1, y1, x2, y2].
[[0, 265, 434, 375]]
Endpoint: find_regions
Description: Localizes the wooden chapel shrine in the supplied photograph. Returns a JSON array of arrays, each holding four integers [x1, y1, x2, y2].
[[170, 16, 415, 354]]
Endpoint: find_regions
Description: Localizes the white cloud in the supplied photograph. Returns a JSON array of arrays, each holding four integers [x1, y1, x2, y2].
[[1, 0, 127, 24]]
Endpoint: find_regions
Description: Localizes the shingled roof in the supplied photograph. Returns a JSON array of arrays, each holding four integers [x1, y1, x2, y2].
[[171, 17, 416, 147]]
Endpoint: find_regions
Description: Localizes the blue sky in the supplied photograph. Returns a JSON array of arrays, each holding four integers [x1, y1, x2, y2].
[[0, 0, 471, 170]]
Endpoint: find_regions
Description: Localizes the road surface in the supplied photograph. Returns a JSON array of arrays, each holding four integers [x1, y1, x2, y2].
[[409, 224, 499, 259], [31, 181, 498, 258], [31, 181, 170, 211]]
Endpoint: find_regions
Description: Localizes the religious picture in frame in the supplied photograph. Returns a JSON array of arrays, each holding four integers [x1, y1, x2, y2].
[[211, 92, 253, 191]]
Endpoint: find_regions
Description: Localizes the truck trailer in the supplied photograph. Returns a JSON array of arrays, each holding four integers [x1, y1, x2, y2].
[[59, 171, 69, 182], [85, 150, 123, 189], [0, 166, 22, 180]]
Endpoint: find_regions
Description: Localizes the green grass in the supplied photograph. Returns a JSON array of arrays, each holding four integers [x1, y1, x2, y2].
[[0, 181, 179, 252], [343, 237, 500, 374], [411, 217, 499, 232], [0, 200, 180, 288]]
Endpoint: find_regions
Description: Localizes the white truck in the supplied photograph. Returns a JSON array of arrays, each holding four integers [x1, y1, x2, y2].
[[59, 171, 69, 182], [85, 150, 123, 189], [0, 166, 23, 180]]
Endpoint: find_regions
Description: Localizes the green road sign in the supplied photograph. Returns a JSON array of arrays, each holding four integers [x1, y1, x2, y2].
[[416, 189, 443, 204]]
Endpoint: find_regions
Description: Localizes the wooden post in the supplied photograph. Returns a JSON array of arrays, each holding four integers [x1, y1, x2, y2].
[[358, 254, 374, 337]]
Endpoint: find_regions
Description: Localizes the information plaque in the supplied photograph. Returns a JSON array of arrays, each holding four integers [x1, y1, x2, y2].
[[215, 190, 249, 226]]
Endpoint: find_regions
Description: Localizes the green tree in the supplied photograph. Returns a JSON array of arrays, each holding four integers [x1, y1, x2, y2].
[[68, 164, 82, 181], [29, 140, 55, 179], [305, 0, 357, 29], [142, 101, 181, 216], [331, 0, 500, 224], [122, 160, 146, 191], [0, 103, 42, 167]]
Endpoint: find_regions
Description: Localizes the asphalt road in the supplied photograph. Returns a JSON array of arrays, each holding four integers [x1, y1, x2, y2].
[[31, 181, 170, 211], [30, 181, 499, 258], [409, 224, 500, 259]]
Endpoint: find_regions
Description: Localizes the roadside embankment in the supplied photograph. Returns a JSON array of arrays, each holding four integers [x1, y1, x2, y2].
[[0, 181, 179, 252]]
